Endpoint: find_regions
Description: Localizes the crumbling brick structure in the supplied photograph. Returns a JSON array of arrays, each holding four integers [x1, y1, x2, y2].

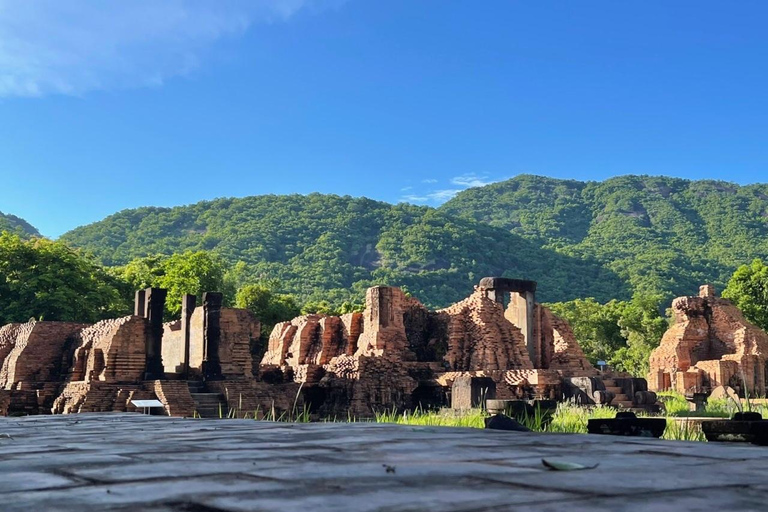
[[1, 277, 608, 418], [259, 279, 601, 417], [0, 288, 266, 417], [648, 284, 768, 396]]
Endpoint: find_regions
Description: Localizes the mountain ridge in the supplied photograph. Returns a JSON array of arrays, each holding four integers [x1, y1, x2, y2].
[[0, 211, 40, 238]]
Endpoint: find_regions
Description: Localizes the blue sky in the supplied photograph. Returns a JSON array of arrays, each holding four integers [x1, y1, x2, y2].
[[2, 1, 768, 237]]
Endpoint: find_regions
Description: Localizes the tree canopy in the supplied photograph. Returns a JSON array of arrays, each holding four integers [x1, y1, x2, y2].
[[0, 232, 128, 324], [115, 251, 232, 317], [548, 294, 669, 376], [723, 259, 768, 332], [0, 212, 39, 238], [60, 175, 768, 309]]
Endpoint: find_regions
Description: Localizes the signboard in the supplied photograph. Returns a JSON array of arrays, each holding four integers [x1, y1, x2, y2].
[[131, 400, 164, 408], [131, 399, 165, 415]]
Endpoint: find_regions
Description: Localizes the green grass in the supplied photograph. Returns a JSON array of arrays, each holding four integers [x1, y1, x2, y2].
[[238, 389, 768, 443], [374, 408, 487, 428], [370, 403, 711, 442]]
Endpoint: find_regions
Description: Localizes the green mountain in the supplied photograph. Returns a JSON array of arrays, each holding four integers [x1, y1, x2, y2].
[[442, 174, 768, 300], [59, 194, 625, 307], [0, 211, 40, 238], [60, 175, 768, 307]]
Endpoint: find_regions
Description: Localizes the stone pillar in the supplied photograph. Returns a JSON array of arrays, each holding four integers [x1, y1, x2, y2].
[[699, 284, 716, 299], [181, 294, 196, 378], [134, 289, 146, 317], [202, 292, 223, 380], [508, 290, 537, 367], [451, 376, 496, 409], [144, 287, 167, 380]]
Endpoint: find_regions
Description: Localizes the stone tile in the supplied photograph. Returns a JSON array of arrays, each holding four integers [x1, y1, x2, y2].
[[3, 413, 768, 510]]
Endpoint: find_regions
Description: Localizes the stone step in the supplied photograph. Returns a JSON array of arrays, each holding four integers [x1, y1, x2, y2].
[[191, 395, 224, 403], [188, 381, 205, 393], [195, 408, 225, 419], [614, 400, 634, 408], [602, 379, 617, 387], [614, 394, 630, 402], [605, 386, 623, 394], [192, 393, 227, 419]]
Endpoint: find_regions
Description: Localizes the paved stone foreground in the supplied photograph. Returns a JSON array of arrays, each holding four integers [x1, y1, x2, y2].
[[2, 414, 768, 511]]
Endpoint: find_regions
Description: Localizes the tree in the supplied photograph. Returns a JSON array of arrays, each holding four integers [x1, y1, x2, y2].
[[0, 232, 129, 324], [609, 295, 669, 376], [235, 283, 301, 338], [548, 294, 668, 376], [116, 251, 232, 317], [547, 298, 625, 364], [723, 259, 768, 331], [235, 283, 301, 360]]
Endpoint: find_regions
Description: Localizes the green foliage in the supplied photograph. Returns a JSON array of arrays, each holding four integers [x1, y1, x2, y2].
[[235, 283, 301, 339], [59, 192, 630, 309], [548, 298, 626, 364], [60, 175, 768, 311], [0, 213, 40, 238], [610, 294, 670, 376], [548, 294, 668, 376], [723, 259, 768, 331], [0, 232, 129, 324], [116, 251, 231, 317], [443, 174, 768, 302]]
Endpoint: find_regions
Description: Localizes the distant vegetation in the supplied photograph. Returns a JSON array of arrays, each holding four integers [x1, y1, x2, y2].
[[0, 211, 39, 238], [59, 192, 627, 308], [442, 174, 768, 303]]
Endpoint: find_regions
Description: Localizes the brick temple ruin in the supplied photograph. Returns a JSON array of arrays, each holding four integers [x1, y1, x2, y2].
[[0, 277, 652, 418], [649, 284, 768, 396]]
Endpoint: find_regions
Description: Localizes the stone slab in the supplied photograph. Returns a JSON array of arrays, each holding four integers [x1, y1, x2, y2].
[[2, 413, 768, 511]]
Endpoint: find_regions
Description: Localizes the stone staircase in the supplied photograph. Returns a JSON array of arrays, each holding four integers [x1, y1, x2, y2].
[[188, 380, 227, 419], [602, 378, 634, 409]]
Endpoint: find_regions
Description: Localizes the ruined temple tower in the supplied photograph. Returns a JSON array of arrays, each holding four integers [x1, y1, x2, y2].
[[478, 278, 539, 366]]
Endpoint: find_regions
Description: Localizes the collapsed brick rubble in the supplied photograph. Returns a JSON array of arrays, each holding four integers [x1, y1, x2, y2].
[[0, 277, 643, 418]]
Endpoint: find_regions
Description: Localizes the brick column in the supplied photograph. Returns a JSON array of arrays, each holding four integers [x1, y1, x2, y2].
[[134, 289, 147, 317], [202, 292, 223, 380], [181, 294, 196, 378], [144, 287, 167, 380]]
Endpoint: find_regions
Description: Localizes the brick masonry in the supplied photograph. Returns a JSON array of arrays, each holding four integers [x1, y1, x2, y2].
[[1, 279, 604, 418], [649, 284, 768, 395]]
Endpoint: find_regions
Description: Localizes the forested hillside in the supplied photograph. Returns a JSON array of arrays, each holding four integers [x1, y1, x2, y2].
[[442, 175, 768, 301], [59, 194, 625, 307], [0, 211, 39, 238], [59, 175, 768, 308]]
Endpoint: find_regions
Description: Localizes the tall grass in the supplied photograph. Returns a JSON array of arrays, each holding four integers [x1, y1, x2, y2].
[[374, 407, 487, 428], [372, 403, 709, 442]]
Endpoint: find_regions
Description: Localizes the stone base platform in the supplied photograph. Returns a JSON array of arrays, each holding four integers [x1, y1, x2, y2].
[[2, 413, 768, 511]]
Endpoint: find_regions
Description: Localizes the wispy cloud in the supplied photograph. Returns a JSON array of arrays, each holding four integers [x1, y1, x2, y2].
[[0, 0, 344, 97], [400, 173, 504, 205], [450, 173, 495, 188], [401, 189, 462, 204]]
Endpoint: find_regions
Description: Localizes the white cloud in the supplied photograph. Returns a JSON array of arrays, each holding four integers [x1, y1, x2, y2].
[[427, 189, 462, 201], [450, 173, 494, 188], [400, 189, 462, 204], [401, 194, 429, 203], [400, 186, 413, 192], [0, 0, 344, 97], [401, 173, 506, 205]]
